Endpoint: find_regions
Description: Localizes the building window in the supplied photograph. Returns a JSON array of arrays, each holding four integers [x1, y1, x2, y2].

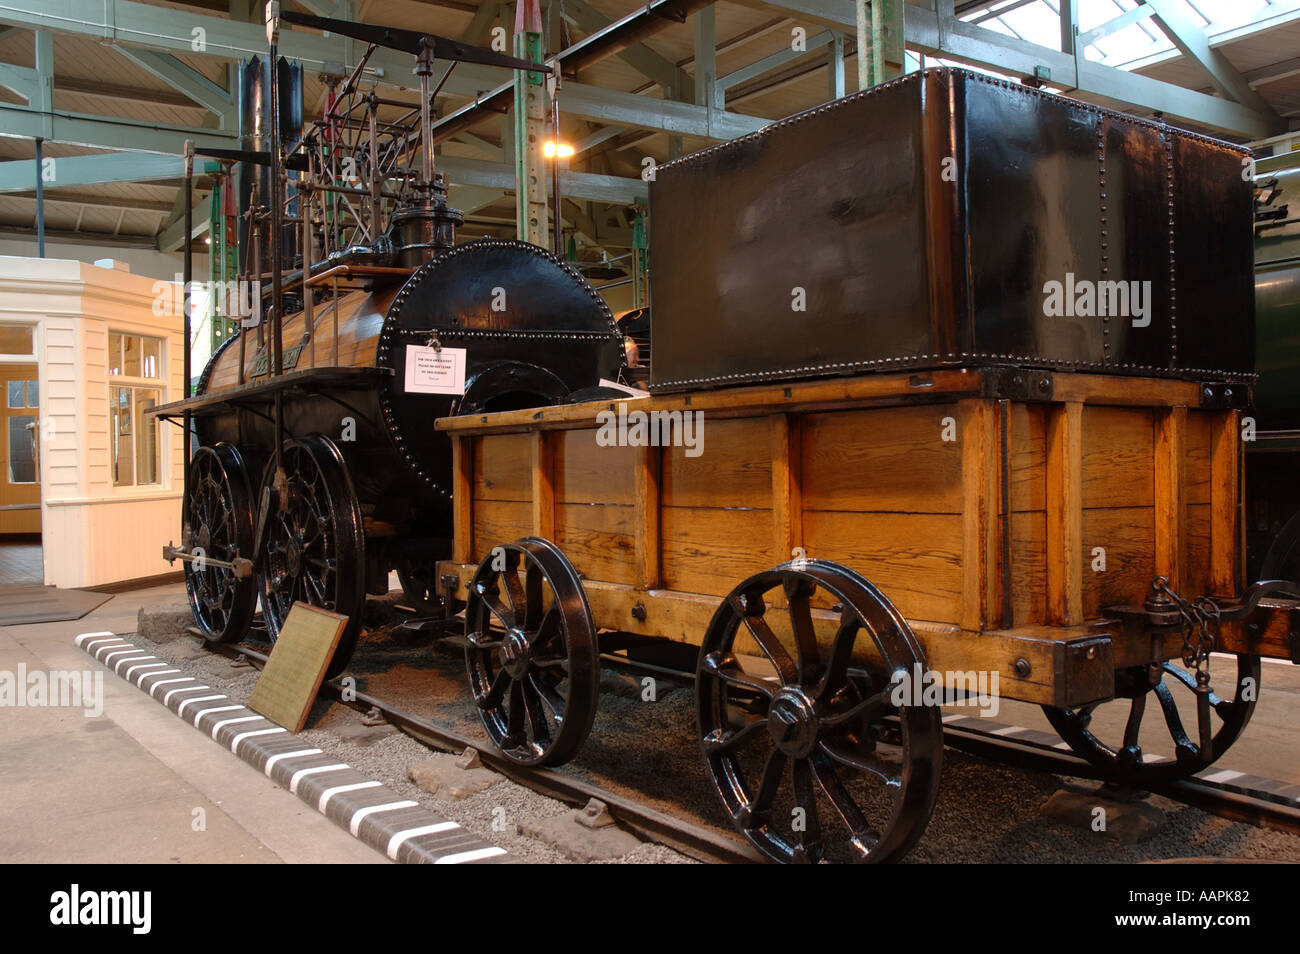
[[6, 378, 37, 484], [0, 324, 34, 358], [108, 332, 164, 487]]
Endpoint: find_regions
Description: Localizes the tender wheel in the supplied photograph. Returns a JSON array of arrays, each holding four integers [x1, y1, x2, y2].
[[259, 435, 366, 679], [183, 443, 257, 643], [396, 557, 443, 617], [1043, 654, 1260, 785], [464, 538, 599, 767], [696, 560, 943, 864]]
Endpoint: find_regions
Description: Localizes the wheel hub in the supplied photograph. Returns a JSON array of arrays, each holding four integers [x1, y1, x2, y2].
[[285, 537, 302, 576], [767, 686, 819, 758], [500, 627, 531, 679]]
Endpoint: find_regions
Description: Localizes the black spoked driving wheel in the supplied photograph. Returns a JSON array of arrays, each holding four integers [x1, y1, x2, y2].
[[465, 538, 599, 767], [697, 560, 943, 864], [183, 443, 257, 643], [1043, 654, 1261, 785], [259, 435, 366, 679]]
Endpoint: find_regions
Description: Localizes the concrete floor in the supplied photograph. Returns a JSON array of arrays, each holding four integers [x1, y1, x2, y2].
[[0, 583, 384, 864]]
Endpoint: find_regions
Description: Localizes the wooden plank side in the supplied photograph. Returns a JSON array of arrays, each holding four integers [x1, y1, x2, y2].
[[531, 430, 555, 539], [1083, 506, 1156, 619], [1005, 403, 1047, 514], [1081, 406, 1154, 509], [554, 428, 636, 505], [662, 417, 770, 509], [802, 510, 963, 625], [1209, 410, 1243, 595], [1046, 402, 1084, 625], [1184, 410, 1211, 505], [1185, 503, 1211, 600], [451, 435, 473, 564], [471, 499, 531, 564], [959, 399, 999, 632], [801, 404, 964, 514], [1011, 511, 1047, 626], [770, 414, 802, 564], [554, 502, 637, 585], [1154, 406, 1187, 594], [635, 445, 662, 589], [660, 505, 777, 598], [472, 432, 532, 501]]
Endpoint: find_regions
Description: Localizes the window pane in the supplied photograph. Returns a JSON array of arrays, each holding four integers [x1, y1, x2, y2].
[[8, 415, 35, 483], [134, 388, 160, 485], [7, 381, 23, 409], [141, 338, 161, 379], [0, 325, 34, 356], [111, 387, 134, 486], [109, 333, 123, 376], [26, 380, 36, 408], [123, 335, 141, 377]]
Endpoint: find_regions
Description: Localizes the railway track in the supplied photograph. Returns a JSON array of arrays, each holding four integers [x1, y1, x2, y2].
[[198, 628, 1300, 860]]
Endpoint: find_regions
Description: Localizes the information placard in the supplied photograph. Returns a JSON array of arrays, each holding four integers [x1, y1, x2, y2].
[[248, 602, 348, 733], [404, 344, 467, 394]]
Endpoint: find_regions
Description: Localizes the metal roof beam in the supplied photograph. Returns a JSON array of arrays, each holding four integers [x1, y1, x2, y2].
[[0, 0, 507, 96], [157, 198, 210, 252], [0, 102, 236, 154], [112, 47, 236, 126], [561, 0, 696, 101], [0, 152, 211, 193], [733, 0, 1283, 138], [437, 155, 648, 205], [1143, 0, 1275, 112]]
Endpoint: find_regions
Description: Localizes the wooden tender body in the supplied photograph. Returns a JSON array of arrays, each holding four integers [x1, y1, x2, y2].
[[436, 368, 1295, 709]]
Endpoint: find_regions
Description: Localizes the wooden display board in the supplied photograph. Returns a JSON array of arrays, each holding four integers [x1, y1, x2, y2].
[[248, 602, 348, 732]]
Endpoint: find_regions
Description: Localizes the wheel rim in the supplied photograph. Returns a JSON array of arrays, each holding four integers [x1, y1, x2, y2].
[[259, 436, 365, 679], [183, 443, 256, 643], [1043, 654, 1261, 784], [465, 538, 599, 767], [696, 560, 942, 864]]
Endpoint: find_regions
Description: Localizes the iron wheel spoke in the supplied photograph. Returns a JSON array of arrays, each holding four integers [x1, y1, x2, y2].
[[811, 751, 878, 860], [738, 613, 798, 685], [818, 738, 903, 788], [700, 651, 775, 698]]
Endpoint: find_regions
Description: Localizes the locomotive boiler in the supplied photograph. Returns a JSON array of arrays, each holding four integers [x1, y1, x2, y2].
[[154, 14, 625, 676]]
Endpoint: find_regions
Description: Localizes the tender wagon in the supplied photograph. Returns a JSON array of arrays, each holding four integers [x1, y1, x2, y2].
[[430, 71, 1300, 864]]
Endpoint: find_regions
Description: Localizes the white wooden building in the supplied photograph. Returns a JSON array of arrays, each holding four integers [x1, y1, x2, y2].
[[0, 255, 185, 588]]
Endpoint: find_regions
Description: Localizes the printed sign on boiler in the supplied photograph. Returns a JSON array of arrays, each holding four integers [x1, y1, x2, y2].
[[404, 344, 466, 395]]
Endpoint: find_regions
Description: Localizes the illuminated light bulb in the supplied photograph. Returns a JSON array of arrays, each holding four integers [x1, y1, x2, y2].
[[542, 140, 575, 159]]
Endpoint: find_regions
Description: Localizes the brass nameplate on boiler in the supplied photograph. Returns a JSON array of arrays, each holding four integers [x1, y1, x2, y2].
[[250, 343, 303, 377]]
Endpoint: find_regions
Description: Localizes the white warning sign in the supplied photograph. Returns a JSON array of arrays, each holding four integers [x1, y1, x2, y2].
[[404, 345, 466, 395]]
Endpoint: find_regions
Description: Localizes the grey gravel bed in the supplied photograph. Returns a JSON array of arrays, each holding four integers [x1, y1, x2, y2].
[[121, 601, 1300, 864]]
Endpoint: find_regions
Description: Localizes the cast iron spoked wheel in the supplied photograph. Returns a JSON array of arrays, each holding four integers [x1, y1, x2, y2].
[[183, 443, 257, 643], [1042, 654, 1261, 785], [464, 538, 599, 767], [696, 559, 943, 864], [396, 557, 443, 617], [259, 435, 366, 679]]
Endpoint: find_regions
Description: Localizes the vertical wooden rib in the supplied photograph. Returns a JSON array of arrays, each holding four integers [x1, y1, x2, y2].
[[634, 443, 661, 589], [1209, 409, 1242, 595], [770, 413, 802, 563], [959, 399, 999, 633], [1046, 401, 1083, 626], [1154, 405, 1187, 594], [531, 430, 555, 540], [451, 435, 473, 564]]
